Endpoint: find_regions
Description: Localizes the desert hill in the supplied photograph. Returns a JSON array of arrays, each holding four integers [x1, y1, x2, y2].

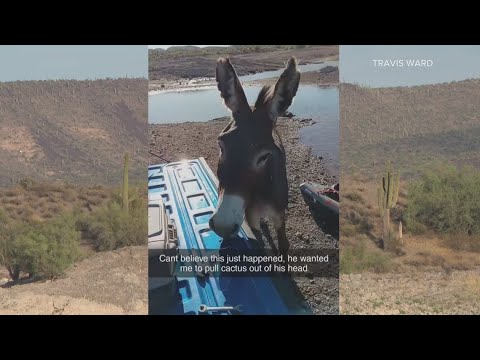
[[340, 79, 480, 177], [0, 78, 147, 186]]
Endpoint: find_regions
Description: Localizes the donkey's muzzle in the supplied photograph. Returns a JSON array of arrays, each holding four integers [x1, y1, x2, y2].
[[209, 217, 240, 238], [209, 192, 245, 239]]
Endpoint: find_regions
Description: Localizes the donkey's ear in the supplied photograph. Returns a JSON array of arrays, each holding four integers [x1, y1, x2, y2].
[[261, 57, 300, 124], [216, 57, 251, 118]]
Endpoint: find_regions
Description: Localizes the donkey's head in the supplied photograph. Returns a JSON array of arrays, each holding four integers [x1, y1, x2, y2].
[[209, 57, 300, 238]]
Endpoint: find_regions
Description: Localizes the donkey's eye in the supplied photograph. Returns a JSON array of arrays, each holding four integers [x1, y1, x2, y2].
[[256, 153, 271, 166]]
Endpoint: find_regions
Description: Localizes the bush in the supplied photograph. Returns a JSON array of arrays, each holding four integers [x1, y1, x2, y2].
[[405, 220, 428, 235], [405, 164, 480, 237], [82, 185, 147, 251], [17, 178, 34, 190], [443, 233, 480, 252], [345, 192, 365, 203], [0, 213, 81, 281], [0, 210, 15, 278], [340, 238, 393, 274], [342, 224, 356, 237], [357, 218, 373, 234]]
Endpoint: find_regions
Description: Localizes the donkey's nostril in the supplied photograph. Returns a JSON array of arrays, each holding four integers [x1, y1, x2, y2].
[[209, 218, 215, 232]]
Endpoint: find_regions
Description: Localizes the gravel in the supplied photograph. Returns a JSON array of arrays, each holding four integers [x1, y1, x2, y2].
[[340, 269, 480, 315]]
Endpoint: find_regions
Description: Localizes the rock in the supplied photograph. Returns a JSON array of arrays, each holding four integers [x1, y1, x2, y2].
[[319, 66, 338, 74], [295, 232, 303, 239], [299, 118, 313, 123]]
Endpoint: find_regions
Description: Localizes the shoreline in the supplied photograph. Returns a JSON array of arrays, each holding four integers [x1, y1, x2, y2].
[[148, 66, 339, 94], [149, 46, 339, 82]]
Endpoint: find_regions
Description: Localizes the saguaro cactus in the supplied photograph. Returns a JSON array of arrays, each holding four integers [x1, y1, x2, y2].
[[123, 152, 129, 213], [377, 161, 400, 250]]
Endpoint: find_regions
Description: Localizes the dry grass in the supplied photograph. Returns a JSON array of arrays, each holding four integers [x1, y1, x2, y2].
[[0, 182, 111, 223], [340, 269, 480, 315], [402, 235, 480, 270]]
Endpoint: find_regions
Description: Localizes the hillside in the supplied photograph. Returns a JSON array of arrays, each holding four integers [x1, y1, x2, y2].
[[0, 78, 147, 186], [340, 80, 480, 177], [149, 45, 339, 81], [0, 181, 110, 224]]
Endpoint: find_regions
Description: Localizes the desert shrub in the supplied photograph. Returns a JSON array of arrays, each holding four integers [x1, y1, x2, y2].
[[82, 185, 147, 251], [346, 209, 363, 225], [4, 187, 21, 197], [340, 238, 393, 274], [61, 188, 76, 202], [0, 213, 81, 281], [343, 209, 372, 236], [405, 219, 428, 235], [17, 177, 34, 190], [0, 217, 22, 281], [344, 192, 365, 204], [341, 224, 357, 237], [443, 233, 480, 252], [405, 164, 480, 237], [357, 217, 373, 234], [86, 194, 104, 206]]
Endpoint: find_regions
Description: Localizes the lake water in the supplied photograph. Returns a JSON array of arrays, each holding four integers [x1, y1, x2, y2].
[[149, 66, 339, 176], [296, 87, 339, 177]]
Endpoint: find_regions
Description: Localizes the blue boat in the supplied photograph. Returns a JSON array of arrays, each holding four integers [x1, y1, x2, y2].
[[148, 158, 312, 315]]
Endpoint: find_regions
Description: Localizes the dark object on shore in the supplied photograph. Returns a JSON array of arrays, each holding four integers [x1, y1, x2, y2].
[[299, 118, 313, 124], [319, 66, 338, 74], [284, 111, 295, 118], [300, 182, 339, 216]]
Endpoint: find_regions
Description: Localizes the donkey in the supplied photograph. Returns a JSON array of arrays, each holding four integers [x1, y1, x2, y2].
[[208, 57, 300, 256]]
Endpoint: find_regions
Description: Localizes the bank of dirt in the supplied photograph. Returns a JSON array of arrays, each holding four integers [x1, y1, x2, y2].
[[149, 117, 338, 314], [150, 68, 339, 93], [340, 269, 480, 315], [0, 246, 147, 315], [243, 67, 339, 88], [149, 46, 338, 82]]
